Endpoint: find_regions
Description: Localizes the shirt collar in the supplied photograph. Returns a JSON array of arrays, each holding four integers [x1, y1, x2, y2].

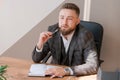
[[60, 30, 75, 42]]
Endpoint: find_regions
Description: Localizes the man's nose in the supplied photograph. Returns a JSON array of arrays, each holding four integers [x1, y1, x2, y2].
[[63, 19, 67, 25]]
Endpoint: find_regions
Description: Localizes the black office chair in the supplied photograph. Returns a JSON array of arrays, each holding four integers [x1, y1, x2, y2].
[[80, 20, 104, 66], [42, 20, 104, 66]]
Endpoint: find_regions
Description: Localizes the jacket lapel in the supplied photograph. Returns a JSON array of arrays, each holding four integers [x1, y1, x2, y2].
[[68, 31, 78, 66], [52, 32, 62, 64]]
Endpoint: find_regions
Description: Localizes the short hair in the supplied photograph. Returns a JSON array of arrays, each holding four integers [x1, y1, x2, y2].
[[60, 3, 80, 17]]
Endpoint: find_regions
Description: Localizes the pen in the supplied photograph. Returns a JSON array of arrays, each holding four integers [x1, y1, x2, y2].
[[52, 29, 58, 35]]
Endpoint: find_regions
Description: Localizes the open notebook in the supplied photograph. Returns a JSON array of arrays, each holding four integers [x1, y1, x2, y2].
[[28, 64, 58, 77]]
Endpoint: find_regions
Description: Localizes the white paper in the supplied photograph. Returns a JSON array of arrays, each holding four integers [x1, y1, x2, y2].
[[28, 64, 58, 77]]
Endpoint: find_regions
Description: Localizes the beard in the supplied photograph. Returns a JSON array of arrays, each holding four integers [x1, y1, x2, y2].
[[59, 25, 75, 36]]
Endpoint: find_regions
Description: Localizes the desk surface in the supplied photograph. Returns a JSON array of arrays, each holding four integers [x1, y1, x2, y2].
[[0, 57, 97, 80]]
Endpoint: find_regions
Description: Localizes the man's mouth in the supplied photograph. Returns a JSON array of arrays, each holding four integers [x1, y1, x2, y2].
[[61, 25, 68, 29]]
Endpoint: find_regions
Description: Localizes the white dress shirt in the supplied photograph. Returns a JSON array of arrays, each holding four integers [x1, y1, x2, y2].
[[60, 31, 75, 53]]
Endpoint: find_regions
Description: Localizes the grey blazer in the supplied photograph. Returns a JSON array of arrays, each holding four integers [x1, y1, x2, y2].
[[32, 23, 98, 76]]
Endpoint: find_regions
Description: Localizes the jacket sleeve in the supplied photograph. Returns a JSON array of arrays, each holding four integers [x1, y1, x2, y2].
[[71, 30, 98, 76], [32, 24, 58, 63], [32, 40, 51, 63]]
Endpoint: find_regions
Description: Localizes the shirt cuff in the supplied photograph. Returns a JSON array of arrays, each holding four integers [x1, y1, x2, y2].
[[36, 46, 42, 52], [68, 67, 74, 75]]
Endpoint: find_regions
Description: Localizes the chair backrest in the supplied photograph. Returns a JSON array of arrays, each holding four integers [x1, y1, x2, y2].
[[80, 20, 103, 64]]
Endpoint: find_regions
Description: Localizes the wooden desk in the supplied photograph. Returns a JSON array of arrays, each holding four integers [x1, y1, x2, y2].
[[0, 57, 97, 80]]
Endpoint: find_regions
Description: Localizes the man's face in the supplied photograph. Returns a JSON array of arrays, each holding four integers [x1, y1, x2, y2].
[[59, 9, 80, 36]]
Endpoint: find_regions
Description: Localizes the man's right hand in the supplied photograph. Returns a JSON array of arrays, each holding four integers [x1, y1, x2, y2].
[[36, 31, 52, 50]]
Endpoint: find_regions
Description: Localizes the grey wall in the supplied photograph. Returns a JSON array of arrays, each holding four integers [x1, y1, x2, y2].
[[0, 0, 64, 55], [2, 0, 84, 60], [90, 0, 120, 78]]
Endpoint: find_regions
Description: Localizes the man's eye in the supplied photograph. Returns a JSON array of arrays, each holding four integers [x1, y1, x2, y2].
[[68, 18, 73, 20]]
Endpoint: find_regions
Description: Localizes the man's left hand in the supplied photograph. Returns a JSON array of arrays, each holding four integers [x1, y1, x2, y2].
[[45, 67, 67, 78]]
